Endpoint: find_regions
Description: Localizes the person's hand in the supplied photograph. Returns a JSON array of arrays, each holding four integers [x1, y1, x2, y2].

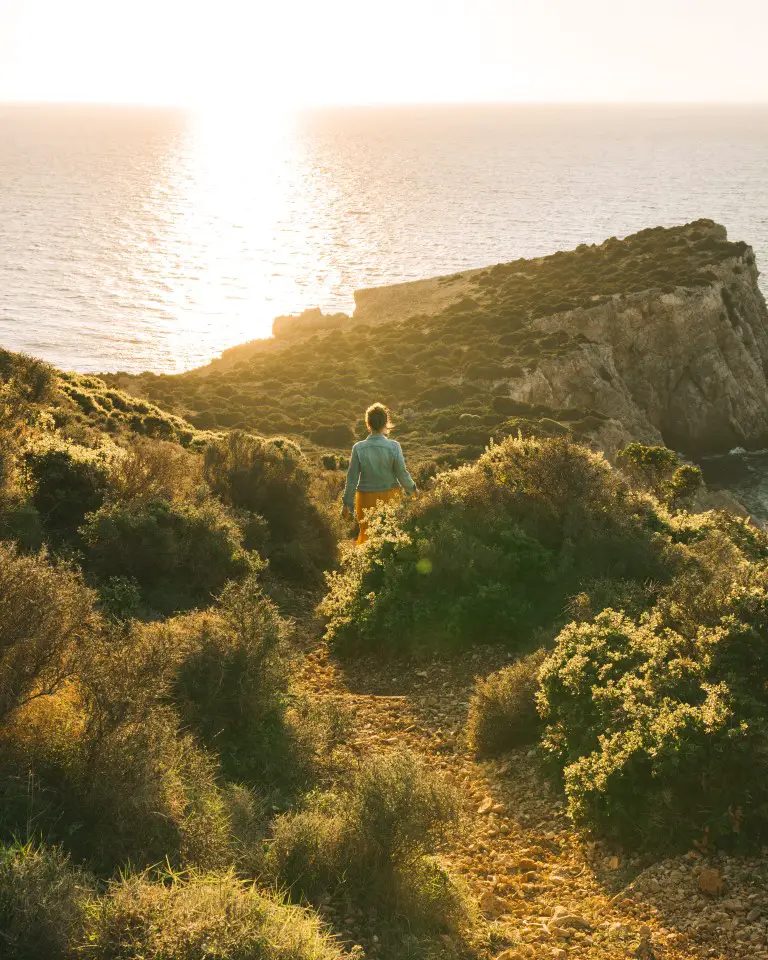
[[342, 506, 353, 521]]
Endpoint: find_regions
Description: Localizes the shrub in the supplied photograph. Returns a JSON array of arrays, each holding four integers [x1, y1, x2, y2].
[[2, 619, 232, 872], [0, 349, 55, 401], [467, 648, 548, 756], [268, 751, 466, 932], [412, 459, 440, 487], [617, 443, 704, 511], [97, 576, 145, 621], [204, 432, 337, 584], [24, 444, 112, 544], [0, 846, 343, 960], [75, 720, 230, 871], [0, 566, 329, 869], [490, 396, 535, 417], [616, 442, 680, 499], [322, 437, 671, 655], [538, 542, 768, 850], [109, 438, 202, 504], [0, 842, 91, 959], [165, 576, 293, 783], [309, 423, 354, 447], [0, 500, 45, 552], [664, 464, 704, 510], [81, 498, 253, 614], [418, 385, 464, 407], [66, 385, 99, 415], [0, 542, 96, 724], [79, 871, 344, 960]]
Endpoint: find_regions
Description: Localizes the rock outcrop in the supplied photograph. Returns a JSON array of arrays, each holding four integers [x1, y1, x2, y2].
[[530, 260, 768, 454], [352, 220, 768, 456]]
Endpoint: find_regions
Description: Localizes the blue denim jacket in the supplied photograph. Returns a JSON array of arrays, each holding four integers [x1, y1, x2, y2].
[[342, 433, 417, 512]]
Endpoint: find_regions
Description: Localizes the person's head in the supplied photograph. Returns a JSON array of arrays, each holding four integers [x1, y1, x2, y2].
[[366, 402, 392, 434]]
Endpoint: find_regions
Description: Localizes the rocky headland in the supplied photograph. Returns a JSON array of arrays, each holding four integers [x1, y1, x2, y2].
[[112, 220, 768, 466]]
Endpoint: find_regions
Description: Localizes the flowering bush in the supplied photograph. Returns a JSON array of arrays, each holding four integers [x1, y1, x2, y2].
[[322, 437, 671, 655], [538, 538, 768, 850]]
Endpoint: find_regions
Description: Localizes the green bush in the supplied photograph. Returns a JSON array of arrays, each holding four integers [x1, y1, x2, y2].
[[0, 842, 91, 959], [82, 498, 253, 614], [418, 385, 465, 407], [616, 442, 680, 500], [268, 751, 466, 932], [309, 423, 354, 447], [97, 575, 145, 621], [71, 716, 230, 871], [0, 542, 96, 724], [79, 871, 344, 960], [24, 444, 111, 544], [467, 648, 548, 756], [109, 438, 202, 505], [0, 845, 344, 960], [538, 533, 768, 849], [2, 616, 232, 871], [322, 437, 671, 655], [204, 431, 337, 584], [0, 549, 312, 875], [0, 500, 45, 552], [412, 459, 440, 487], [0, 350, 55, 413], [165, 576, 294, 784], [664, 463, 704, 510]]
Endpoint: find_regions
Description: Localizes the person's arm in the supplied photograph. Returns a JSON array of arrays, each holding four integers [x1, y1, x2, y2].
[[393, 442, 417, 496], [342, 446, 361, 513]]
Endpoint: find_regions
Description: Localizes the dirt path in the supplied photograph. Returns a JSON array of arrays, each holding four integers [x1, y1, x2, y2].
[[296, 638, 768, 960]]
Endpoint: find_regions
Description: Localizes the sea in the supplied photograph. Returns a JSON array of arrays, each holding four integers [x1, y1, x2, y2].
[[2, 102, 768, 511], [1, 103, 768, 376]]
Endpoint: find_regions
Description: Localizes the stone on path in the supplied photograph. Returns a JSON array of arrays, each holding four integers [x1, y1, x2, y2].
[[697, 867, 725, 897]]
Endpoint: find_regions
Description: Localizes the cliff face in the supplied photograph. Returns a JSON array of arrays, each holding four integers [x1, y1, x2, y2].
[[502, 340, 663, 457], [530, 258, 768, 454], [352, 221, 768, 456]]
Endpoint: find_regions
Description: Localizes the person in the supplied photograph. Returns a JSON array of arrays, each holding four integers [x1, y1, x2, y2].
[[342, 403, 417, 545]]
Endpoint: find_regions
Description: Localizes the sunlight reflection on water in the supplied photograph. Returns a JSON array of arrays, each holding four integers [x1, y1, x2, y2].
[[1, 103, 767, 373]]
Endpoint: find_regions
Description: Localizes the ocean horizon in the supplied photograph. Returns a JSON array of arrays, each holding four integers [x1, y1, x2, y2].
[[2, 101, 768, 374]]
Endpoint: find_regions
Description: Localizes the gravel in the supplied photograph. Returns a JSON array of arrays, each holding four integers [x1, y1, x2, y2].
[[297, 641, 766, 959]]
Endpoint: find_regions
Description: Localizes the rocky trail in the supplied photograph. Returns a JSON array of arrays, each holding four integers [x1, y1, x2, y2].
[[295, 633, 768, 960]]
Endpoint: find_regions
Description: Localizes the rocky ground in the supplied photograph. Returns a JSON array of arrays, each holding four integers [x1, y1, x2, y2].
[[295, 634, 768, 960]]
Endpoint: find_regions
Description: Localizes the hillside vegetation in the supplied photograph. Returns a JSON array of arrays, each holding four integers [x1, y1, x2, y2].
[[0, 347, 487, 959], [323, 433, 768, 854], [4, 222, 768, 960]]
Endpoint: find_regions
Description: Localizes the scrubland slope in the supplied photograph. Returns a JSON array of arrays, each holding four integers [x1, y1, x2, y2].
[[3, 222, 768, 959]]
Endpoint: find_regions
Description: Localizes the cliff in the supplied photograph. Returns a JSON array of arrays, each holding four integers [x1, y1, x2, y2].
[[107, 220, 768, 461], [351, 220, 768, 456]]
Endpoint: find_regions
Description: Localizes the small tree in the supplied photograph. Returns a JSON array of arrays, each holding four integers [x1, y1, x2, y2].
[[617, 442, 702, 510], [663, 463, 703, 510], [616, 442, 679, 497]]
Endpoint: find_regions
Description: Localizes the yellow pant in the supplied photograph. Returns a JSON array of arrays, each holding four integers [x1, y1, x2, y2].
[[355, 488, 401, 545]]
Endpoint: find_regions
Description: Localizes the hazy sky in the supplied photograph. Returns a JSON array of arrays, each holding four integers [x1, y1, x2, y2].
[[1, 0, 767, 107]]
